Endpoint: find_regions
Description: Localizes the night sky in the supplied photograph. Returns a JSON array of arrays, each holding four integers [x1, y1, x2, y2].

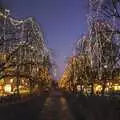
[[2, 0, 88, 78]]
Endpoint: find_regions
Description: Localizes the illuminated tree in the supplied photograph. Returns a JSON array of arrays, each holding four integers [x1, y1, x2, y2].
[[0, 8, 53, 96], [89, 0, 120, 94]]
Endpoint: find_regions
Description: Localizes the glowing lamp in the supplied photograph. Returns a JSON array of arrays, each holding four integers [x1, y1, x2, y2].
[[114, 86, 118, 91], [77, 85, 81, 92], [104, 65, 107, 68], [10, 79, 13, 83], [96, 85, 102, 91], [4, 84, 12, 93]]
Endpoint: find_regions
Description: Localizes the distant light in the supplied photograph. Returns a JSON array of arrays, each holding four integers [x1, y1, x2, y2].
[[77, 85, 81, 92], [22, 41, 25, 44], [114, 86, 118, 91], [25, 83, 28, 86], [4, 84, 12, 93], [22, 79, 24, 84], [31, 46, 34, 49], [10, 79, 13, 83], [104, 65, 107, 68], [95, 85, 102, 91], [5, 9, 10, 13]]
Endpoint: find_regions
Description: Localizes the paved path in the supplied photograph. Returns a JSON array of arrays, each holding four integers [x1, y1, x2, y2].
[[39, 90, 75, 120]]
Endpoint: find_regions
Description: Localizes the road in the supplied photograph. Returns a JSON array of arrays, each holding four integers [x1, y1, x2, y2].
[[39, 89, 75, 120]]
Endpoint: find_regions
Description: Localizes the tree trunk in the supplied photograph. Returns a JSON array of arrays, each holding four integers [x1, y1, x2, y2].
[[91, 83, 94, 95], [102, 82, 106, 95]]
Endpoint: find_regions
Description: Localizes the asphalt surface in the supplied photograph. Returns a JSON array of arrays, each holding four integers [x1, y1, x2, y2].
[[39, 90, 75, 120]]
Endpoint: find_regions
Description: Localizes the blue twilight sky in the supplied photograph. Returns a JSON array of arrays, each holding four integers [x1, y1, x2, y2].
[[2, 0, 88, 78]]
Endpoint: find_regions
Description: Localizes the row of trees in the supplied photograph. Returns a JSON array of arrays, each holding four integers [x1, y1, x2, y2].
[[59, 0, 120, 94], [0, 7, 54, 95]]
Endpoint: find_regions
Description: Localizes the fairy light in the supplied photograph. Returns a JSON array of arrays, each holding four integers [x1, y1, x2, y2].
[[0, 8, 52, 96], [60, 0, 120, 92]]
